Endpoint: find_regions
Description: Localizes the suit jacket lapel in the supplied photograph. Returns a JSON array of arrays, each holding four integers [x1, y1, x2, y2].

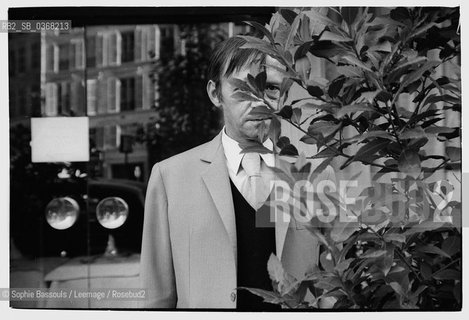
[[200, 132, 237, 262]]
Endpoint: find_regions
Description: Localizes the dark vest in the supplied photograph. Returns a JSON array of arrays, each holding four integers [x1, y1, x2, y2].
[[229, 180, 281, 311]]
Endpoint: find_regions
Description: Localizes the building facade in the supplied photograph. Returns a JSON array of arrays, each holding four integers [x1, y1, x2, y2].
[[9, 22, 248, 182]]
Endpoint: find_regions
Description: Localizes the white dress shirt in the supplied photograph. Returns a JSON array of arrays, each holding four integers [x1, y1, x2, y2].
[[221, 128, 275, 209]]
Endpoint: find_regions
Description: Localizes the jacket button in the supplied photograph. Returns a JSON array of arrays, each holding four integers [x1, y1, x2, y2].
[[230, 292, 236, 302]]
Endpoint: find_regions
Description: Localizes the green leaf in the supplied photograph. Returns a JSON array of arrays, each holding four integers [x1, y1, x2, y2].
[[335, 258, 355, 275], [255, 71, 267, 92], [279, 78, 294, 102], [335, 103, 377, 119], [389, 282, 407, 298], [239, 36, 281, 59], [442, 236, 461, 257], [243, 21, 275, 44], [398, 149, 421, 179], [308, 121, 340, 138], [320, 251, 335, 273], [294, 41, 315, 60], [345, 130, 394, 143], [432, 269, 461, 281], [400, 127, 427, 140], [360, 249, 387, 259], [446, 146, 461, 162], [401, 60, 440, 89], [285, 13, 301, 49], [375, 90, 393, 102], [307, 85, 324, 98], [291, 108, 302, 125], [311, 146, 340, 159], [268, 116, 281, 143], [328, 76, 346, 98], [403, 221, 449, 237], [279, 8, 298, 25], [386, 56, 427, 84], [267, 254, 299, 295], [383, 233, 406, 243], [237, 287, 284, 305], [228, 78, 254, 93], [354, 139, 389, 161], [309, 41, 346, 59], [279, 144, 299, 156], [249, 105, 273, 119], [300, 134, 318, 145], [309, 157, 334, 182], [231, 91, 261, 102], [304, 9, 340, 29], [277, 105, 293, 119], [239, 141, 272, 154], [330, 220, 360, 242], [425, 126, 456, 135], [417, 244, 451, 258], [341, 55, 373, 73], [276, 136, 290, 149], [320, 30, 352, 42]]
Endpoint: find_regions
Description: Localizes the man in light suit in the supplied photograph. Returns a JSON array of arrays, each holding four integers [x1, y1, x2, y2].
[[139, 36, 334, 309]]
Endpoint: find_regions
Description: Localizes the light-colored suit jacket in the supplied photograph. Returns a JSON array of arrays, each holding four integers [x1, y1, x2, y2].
[[139, 131, 334, 308]]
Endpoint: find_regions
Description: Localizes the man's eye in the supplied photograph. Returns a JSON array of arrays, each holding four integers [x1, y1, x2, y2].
[[264, 85, 280, 99]]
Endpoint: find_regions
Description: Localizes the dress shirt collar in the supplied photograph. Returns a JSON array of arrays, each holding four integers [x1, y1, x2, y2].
[[221, 127, 275, 174]]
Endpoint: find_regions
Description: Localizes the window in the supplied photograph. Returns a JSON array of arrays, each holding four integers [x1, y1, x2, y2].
[[107, 78, 120, 113], [121, 31, 135, 63], [136, 26, 159, 61], [31, 42, 40, 70], [120, 77, 135, 111], [96, 34, 105, 66], [46, 44, 57, 72], [86, 35, 96, 68], [59, 44, 70, 71], [104, 125, 121, 150], [57, 82, 71, 115], [94, 127, 104, 149], [18, 46, 26, 73], [108, 32, 121, 65], [45, 83, 58, 116], [71, 39, 84, 69], [87, 79, 97, 115]]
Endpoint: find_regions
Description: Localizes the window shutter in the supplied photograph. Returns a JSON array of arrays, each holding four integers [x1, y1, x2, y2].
[[135, 28, 143, 61], [96, 34, 104, 66], [87, 79, 97, 115], [147, 26, 157, 59], [107, 78, 120, 113], [97, 77, 106, 114], [76, 40, 84, 69], [109, 32, 120, 65]]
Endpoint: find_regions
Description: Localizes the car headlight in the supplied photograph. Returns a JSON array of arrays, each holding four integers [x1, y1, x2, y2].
[[45, 197, 80, 230], [96, 197, 129, 229]]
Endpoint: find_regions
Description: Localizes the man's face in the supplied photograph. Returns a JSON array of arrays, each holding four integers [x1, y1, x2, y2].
[[209, 56, 285, 144]]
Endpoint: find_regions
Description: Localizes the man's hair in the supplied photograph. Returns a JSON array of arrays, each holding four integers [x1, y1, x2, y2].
[[207, 37, 265, 98]]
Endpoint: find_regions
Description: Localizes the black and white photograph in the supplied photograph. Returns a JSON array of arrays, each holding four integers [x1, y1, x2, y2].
[[2, 1, 464, 317]]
